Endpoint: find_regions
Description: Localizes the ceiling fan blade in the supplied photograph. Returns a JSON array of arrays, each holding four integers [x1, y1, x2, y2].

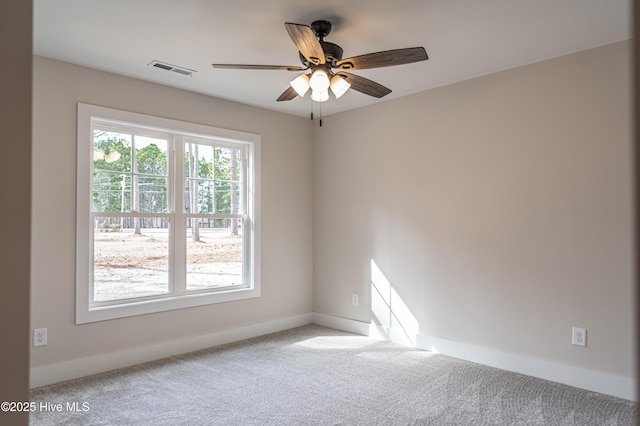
[[276, 86, 298, 102], [336, 72, 392, 98], [212, 64, 307, 72], [284, 22, 325, 65], [336, 47, 428, 70]]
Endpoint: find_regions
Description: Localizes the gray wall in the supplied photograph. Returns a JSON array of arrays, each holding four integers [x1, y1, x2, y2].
[[313, 41, 634, 379], [31, 56, 313, 368], [0, 1, 31, 425]]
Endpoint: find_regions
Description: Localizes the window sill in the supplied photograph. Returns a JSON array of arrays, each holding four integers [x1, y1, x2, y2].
[[76, 285, 260, 324]]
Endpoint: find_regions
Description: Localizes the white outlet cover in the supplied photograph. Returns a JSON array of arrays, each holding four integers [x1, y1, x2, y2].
[[34, 328, 48, 347], [572, 327, 586, 347]]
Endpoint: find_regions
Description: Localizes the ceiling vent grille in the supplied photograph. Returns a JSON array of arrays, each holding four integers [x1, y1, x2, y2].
[[148, 60, 196, 77]]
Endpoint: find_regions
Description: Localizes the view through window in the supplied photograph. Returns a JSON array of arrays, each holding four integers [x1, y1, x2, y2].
[[76, 104, 260, 323]]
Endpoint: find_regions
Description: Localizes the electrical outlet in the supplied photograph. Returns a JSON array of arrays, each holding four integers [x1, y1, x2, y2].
[[351, 293, 359, 307], [34, 328, 47, 347], [572, 327, 586, 347]]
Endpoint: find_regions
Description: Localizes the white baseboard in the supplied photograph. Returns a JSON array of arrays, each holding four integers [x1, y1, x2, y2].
[[313, 313, 636, 402], [31, 312, 636, 402], [413, 332, 636, 402], [313, 312, 370, 335], [30, 313, 314, 389]]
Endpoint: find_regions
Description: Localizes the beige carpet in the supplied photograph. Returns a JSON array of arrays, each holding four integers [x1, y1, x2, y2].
[[30, 325, 636, 425]]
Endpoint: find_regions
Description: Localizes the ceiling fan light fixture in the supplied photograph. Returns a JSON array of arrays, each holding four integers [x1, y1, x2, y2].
[[93, 149, 121, 163], [309, 69, 330, 92], [105, 151, 121, 163], [311, 89, 329, 102], [330, 75, 351, 99], [290, 73, 310, 97], [93, 150, 105, 161]]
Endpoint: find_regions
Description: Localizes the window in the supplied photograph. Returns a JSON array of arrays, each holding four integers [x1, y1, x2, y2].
[[76, 104, 260, 323]]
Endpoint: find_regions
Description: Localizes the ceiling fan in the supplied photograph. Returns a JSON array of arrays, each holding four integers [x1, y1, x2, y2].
[[212, 20, 429, 103]]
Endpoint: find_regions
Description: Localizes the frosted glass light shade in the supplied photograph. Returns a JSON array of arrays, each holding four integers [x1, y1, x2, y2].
[[94, 149, 121, 163], [104, 151, 121, 163], [330, 75, 351, 99], [290, 74, 310, 97], [311, 89, 329, 102], [309, 69, 330, 91]]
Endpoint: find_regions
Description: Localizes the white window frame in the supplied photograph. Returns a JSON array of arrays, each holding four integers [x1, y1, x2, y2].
[[76, 103, 260, 324]]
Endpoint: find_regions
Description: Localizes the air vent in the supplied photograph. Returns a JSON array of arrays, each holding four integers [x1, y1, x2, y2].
[[148, 60, 196, 77]]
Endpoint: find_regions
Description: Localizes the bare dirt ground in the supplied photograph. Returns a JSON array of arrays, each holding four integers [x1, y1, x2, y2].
[[93, 228, 243, 301], [94, 228, 241, 268]]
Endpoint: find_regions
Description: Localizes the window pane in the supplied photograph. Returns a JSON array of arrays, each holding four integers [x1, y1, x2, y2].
[[186, 219, 243, 291], [93, 131, 131, 172], [93, 172, 131, 212], [214, 147, 241, 180], [184, 143, 214, 179], [185, 143, 212, 214], [215, 180, 241, 213], [185, 179, 217, 214], [137, 176, 169, 213], [215, 147, 243, 214], [200, 180, 215, 214], [135, 137, 168, 176], [93, 217, 169, 302]]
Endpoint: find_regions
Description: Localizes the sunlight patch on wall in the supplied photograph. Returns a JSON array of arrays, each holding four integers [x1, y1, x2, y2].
[[370, 259, 419, 345]]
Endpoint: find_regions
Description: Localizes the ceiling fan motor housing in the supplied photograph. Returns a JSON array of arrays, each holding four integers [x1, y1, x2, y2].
[[299, 41, 343, 68]]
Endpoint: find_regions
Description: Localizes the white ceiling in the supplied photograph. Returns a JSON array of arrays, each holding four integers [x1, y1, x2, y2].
[[34, 0, 631, 118]]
